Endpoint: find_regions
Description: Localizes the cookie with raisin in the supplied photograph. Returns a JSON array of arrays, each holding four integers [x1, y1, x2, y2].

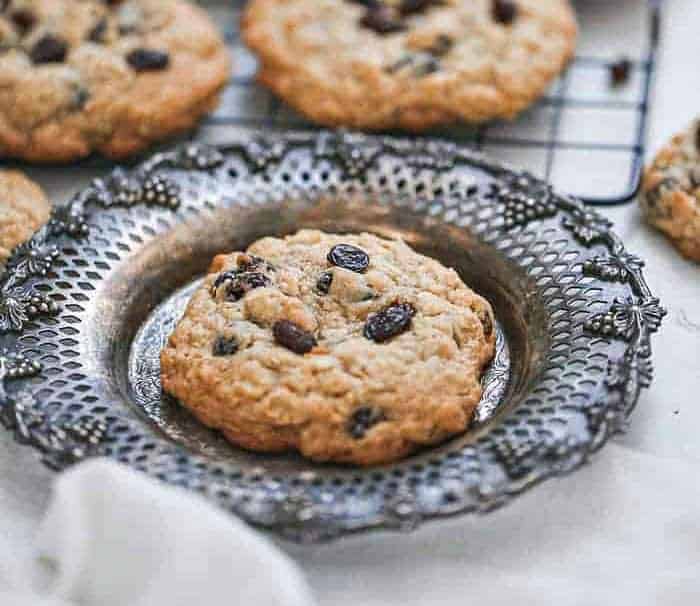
[[242, 0, 577, 130], [641, 118, 700, 263], [0, 0, 230, 162], [161, 229, 496, 465]]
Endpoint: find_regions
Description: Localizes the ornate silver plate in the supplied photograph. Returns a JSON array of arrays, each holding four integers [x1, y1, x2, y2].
[[0, 132, 664, 542]]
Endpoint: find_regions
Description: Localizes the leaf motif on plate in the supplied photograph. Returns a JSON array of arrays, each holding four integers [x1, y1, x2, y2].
[[586, 296, 666, 340], [0, 279, 58, 333], [562, 209, 613, 244], [87, 169, 180, 210], [582, 252, 644, 282], [7, 238, 60, 279], [0, 389, 107, 470], [314, 131, 382, 177], [243, 138, 289, 172]]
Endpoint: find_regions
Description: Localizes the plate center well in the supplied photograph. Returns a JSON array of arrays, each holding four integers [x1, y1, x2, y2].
[[106, 195, 542, 474], [128, 276, 511, 463]]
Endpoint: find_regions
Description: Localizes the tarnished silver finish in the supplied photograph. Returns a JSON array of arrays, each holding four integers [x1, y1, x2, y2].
[[0, 132, 664, 541]]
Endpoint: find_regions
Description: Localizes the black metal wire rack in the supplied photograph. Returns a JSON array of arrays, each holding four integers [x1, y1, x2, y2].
[[202, 1, 660, 205]]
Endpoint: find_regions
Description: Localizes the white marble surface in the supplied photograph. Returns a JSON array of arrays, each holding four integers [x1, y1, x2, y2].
[[2, 0, 699, 604]]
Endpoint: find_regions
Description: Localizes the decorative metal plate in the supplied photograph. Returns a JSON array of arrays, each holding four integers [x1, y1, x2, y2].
[[0, 132, 664, 542]]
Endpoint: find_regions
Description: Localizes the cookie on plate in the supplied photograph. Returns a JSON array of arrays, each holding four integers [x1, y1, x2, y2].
[[641, 118, 700, 262], [0, 0, 230, 162], [0, 170, 51, 267], [161, 230, 496, 466], [242, 0, 577, 130]]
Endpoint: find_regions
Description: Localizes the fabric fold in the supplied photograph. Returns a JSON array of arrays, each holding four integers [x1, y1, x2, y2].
[[4, 459, 314, 606]]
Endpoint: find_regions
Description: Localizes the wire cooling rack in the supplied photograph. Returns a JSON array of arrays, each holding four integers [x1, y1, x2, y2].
[[203, 1, 659, 205]]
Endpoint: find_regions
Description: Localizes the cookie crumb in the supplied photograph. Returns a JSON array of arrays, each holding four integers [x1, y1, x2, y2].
[[609, 57, 632, 87]]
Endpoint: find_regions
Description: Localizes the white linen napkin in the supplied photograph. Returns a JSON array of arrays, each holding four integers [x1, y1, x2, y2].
[[0, 459, 314, 606]]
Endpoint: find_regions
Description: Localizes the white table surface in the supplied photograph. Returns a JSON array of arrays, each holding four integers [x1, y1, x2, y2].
[[2, 1, 699, 604]]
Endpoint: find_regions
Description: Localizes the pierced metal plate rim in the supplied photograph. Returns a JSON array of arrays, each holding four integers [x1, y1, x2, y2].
[[0, 131, 665, 542]]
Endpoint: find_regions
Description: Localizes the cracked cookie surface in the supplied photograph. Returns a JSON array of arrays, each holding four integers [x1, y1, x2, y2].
[[242, 0, 577, 130], [0, 169, 50, 267], [0, 0, 230, 162], [160, 230, 496, 466], [641, 118, 700, 262]]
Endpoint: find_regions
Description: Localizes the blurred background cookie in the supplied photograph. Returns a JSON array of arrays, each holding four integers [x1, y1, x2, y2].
[[641, 118, 700, 263], [0, 169, 51, 267], [242, 0, 577, 130], [0, 0, 230, 162]]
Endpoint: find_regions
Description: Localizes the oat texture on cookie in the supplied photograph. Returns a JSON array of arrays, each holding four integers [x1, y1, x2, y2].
[[242, 0, 577, 130], [641, 118, 700, 262], [0, 170, 51, 267], [0, 0, 230, 162], [161, 230, 496, 465]]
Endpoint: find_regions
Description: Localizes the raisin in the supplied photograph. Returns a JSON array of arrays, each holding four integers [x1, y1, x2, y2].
[[237, 254, 274, 273], [360, 6, 405, 35], [126, 48, 169, 72], [88, 17, 108, 43], [327, 243, 370, 273], [227, 272, 271, 300], [212, 270, 237, 292], [399, 0, 440, 16], [212, 335, 239, 356], [609, 57, 631, 87], [11, 9, 35, 35], [347, 406, 385, 439], [492, 0, 517, 25], [315, 271, 333, 295], [0, 1, 9, 13], [30, 34, 68, 64], [235, 272, 271, 291], [212, 270, 271, 301], [363, 302, 416, 342], [273, 320, 317, 355], [428, 34, 453, 56], [71, 87, 90, 111]]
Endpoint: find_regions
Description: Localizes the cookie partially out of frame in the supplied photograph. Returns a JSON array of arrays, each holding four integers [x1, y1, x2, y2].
[[0, 169, 50, 266], [161, 230, 496, 466], [641, 118, 700, 262], [242, 0, 577, 130], [0, 0, 230, 162]]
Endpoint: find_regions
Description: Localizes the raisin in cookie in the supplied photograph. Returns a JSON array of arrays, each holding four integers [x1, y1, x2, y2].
[[0, 0, 230, 162], [161, 230, 496, 466], [641, 118, 700, 262], [242, 0, 577, 130], [0, 170, 50, 267]]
